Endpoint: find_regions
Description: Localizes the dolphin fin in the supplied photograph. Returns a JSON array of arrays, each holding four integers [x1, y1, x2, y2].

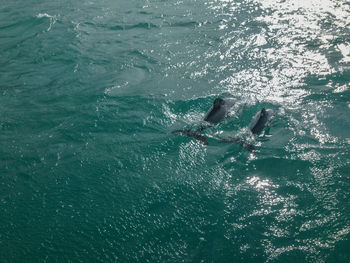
[[171, 129, 208, 145]]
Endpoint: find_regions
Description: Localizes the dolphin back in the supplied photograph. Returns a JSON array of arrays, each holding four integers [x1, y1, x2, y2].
[[204, 98, 235, 124], [249, 108, 274, 134]]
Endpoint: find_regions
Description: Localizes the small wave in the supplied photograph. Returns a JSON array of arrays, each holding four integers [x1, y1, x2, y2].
[[109, 25, 124, 30], [108, 21, 198, 31], [127, 49, 158, 65], [109, 22, 158, 31], [35, 13, 57, 31], [166, 21, 198, 28]]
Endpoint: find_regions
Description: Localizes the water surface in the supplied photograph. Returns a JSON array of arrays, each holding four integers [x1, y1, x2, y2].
[[1, 0, 350, 262]]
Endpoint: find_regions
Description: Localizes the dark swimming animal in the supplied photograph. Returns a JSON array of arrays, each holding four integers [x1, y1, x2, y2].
[[249, 108, 274, 134], [220, 108, 274, 151], [172, 97, 236, 145], [203, 97, 234, 124]]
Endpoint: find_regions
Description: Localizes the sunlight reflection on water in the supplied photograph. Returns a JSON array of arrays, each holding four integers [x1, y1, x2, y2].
[[199, 0, 350, 260]]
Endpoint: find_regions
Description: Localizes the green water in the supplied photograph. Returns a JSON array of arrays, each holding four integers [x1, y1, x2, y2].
[[1, 0, 350, 262]]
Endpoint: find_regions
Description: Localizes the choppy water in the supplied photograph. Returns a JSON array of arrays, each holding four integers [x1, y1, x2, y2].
[[1, 0, 350, 262]]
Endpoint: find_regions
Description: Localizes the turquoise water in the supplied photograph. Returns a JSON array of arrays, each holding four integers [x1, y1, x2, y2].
[[1, 0, 350, 261]]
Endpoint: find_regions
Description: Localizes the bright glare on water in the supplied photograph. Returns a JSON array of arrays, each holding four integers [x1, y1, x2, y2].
[[0, 0, 349, 262]]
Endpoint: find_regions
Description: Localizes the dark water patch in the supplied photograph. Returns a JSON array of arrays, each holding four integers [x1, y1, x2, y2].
[[125, 22, 159, 30], [109, 22, 159, 31], [326, 236, 350, 263], [138, 10, 153, 15], [165, 20, 198, 28], [109, 24, 124, 30]]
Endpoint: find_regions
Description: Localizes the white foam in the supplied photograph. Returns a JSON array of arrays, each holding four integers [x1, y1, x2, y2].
[[338, 44, 350, 63], [36, 13, 53, 19]]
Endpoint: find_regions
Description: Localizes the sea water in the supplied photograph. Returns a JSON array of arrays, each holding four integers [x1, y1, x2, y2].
[[1, 0, 350, 262]]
